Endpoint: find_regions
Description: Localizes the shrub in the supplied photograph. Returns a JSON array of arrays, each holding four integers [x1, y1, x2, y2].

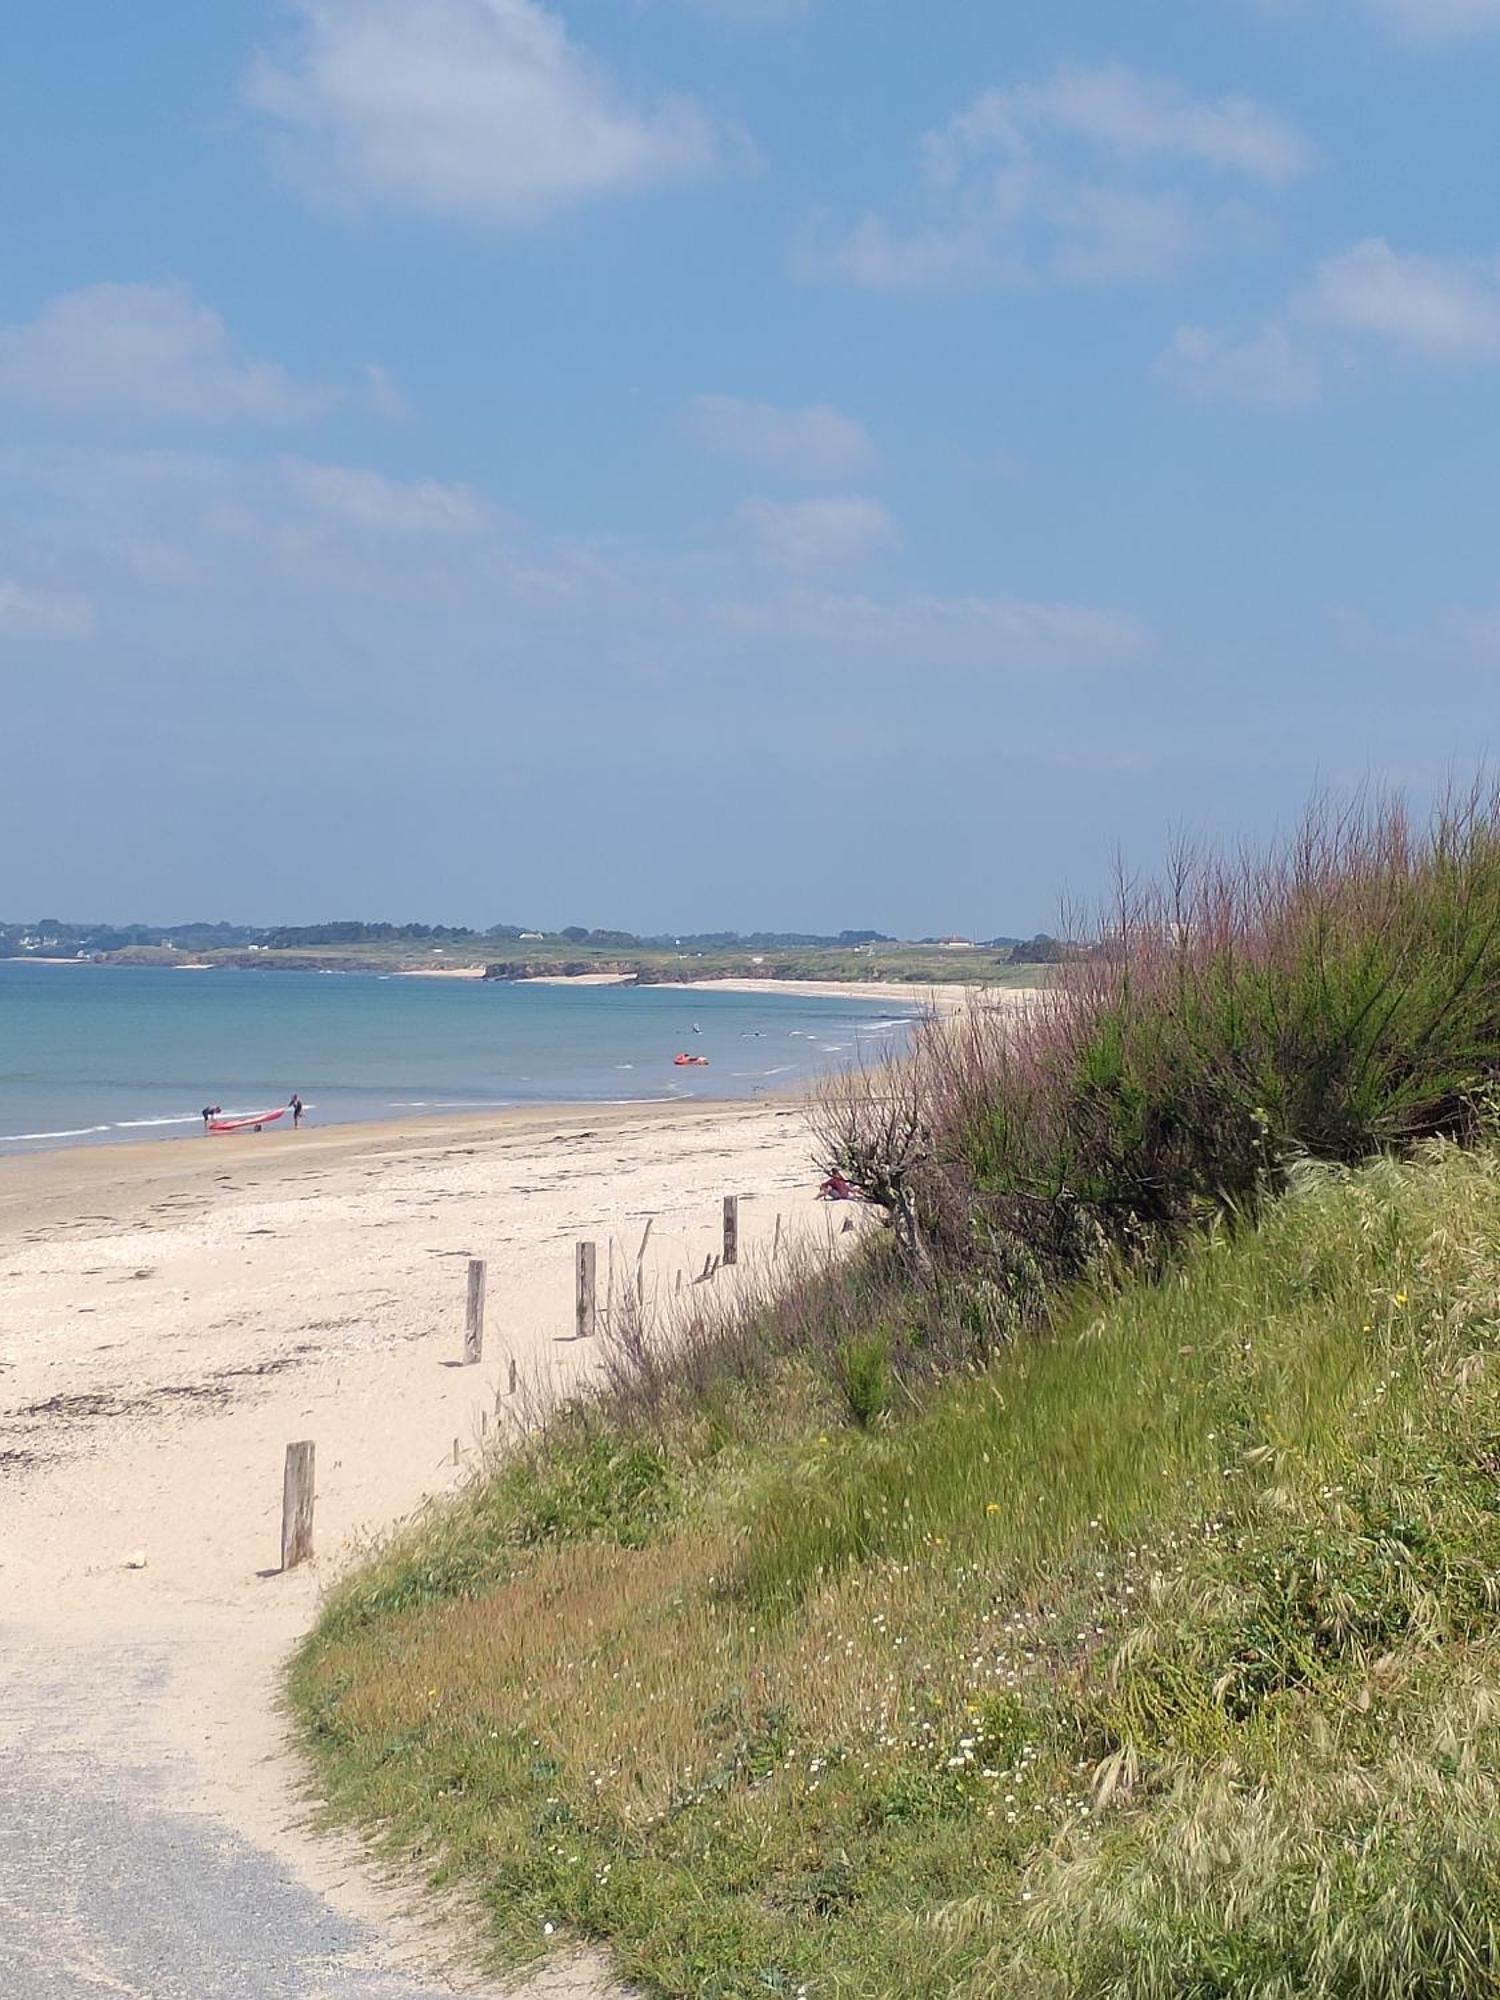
[[821, 787, 1500, 1308]]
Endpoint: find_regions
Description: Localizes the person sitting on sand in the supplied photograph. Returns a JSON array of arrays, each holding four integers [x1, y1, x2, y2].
[[819, 1169, 855, 1201]]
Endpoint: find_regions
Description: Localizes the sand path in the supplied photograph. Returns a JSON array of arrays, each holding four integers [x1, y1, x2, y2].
[[0, 1100, 828, 1995]]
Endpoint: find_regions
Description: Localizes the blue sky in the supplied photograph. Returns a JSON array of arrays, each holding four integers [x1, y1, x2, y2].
[[5, 0, 1500, 936]]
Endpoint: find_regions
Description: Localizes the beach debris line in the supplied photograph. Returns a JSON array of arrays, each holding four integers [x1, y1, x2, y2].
[[281, 1440, 315, 1571], [463, 1257, 486, 1364]]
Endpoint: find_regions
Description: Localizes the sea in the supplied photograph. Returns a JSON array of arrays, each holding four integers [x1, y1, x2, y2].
[[0, 962, 916, 1154]]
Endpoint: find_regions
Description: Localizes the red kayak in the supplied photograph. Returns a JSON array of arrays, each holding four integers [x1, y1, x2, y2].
[[672, 1052, 710, 1067], [208, 1107, 286, 1134]]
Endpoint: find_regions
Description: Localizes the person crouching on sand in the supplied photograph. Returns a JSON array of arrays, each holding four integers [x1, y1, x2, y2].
[[289, 1093, 304, 1129]]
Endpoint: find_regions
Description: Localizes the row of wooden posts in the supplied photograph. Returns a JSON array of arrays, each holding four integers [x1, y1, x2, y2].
[[279, 1193, 746, 1572]]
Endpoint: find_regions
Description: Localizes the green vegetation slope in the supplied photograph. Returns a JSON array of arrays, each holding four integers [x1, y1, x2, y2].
[[292, 794, 1500, 1995]]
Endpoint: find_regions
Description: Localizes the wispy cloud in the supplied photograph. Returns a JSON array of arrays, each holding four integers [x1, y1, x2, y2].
[[283, 458, 493, 535], [247, 0, 725, 224], [807, 63, 1310, 293], [716, 588, 1150, 665], [0, 580, 94, 638], [0, 283, 329, 424], [1160, 237, 1500, 406], [1304, 239, 1500, 359], [740, 495, 897, 573], [1363, 0, 1500, 36], [926, 65, 1312, 186], [689, 395, 876, 479], [1157, 320, 1321, 406]]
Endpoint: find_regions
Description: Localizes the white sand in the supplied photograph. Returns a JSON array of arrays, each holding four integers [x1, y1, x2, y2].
[[0, 1099, 837, 1990]]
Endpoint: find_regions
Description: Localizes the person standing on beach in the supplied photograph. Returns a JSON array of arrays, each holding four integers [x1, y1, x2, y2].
[[289, 1093, 304, 1129]]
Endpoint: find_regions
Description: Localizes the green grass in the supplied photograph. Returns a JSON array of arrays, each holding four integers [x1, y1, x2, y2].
[[292, 1142, 1500, 1997]]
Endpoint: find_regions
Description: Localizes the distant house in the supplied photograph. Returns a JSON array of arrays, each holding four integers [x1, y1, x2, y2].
[[937, 936, 976, 950]]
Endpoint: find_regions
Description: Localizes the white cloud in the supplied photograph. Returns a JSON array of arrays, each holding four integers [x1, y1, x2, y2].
[[717, 588, 1149, 664], [363, 362, 413, 421], [0, 283, 328, 423], [1160, 237, 1500, 408], [1365, 0, 1500, 35], [689, 395, 876, 479], [741, 495, 898, 573], [1303, 238, 1500, 360], [0, 580, 94, 638], [928, 65, 1312, 186], [1157, 320, 1321, 406], [284, 459, 492, 534], [248, 0, 722, 224], [811, 64, 1309, 293]]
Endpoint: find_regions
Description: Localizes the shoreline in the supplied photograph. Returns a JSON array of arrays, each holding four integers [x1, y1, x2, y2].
[[0, 1093, 798, 1196]]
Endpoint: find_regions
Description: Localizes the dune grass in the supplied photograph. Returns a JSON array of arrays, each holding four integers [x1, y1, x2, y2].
[[292, 1140, 1500, 1996]]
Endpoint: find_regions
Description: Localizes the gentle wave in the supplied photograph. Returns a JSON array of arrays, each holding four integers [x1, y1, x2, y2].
[[115, 1114, 204, 1129], [0, 1124, 113, 1143]]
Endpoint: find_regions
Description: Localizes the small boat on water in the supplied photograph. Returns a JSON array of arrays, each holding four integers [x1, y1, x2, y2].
[[208, 1107, 286, 1133], [672, 1052, 710, 1068]]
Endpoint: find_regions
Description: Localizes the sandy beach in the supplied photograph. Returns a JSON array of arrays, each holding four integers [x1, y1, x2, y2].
[[518, 973, 1011, 1010], [0, 1098, 840, 1994]]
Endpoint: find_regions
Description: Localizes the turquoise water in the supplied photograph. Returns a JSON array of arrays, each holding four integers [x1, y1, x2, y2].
[[0, 964, 912, 1152]]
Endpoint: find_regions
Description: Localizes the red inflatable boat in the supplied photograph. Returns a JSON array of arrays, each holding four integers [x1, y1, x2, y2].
[[208, 1107, 286, 1134]]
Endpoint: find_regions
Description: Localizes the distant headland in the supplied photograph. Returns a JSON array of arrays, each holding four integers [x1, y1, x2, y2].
[[1, 918, 1074, 987]]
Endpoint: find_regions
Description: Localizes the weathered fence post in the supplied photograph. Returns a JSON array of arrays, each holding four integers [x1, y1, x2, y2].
[[722, 1194, 739, 1268], [576, 1241, 597, 1339], [773, 1211, 783, 1258], [636, 1217, 654, 1303], [509, 1355, 518, 1396], [464, 1257, 486, 1364], [281, 1441, 315, 1572]]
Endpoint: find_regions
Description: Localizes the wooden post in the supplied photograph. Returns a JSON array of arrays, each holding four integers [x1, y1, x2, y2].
[[722, 1194, 739, 1268], [508, 1355, 518, 1396], [773, 1211, 782, 1258], [453, 1437, 461, 1465], [636, 1218, 654, 1303], [281, 1441, 315, 1572], [576, 1241, 597, 1340], [464, 1257, 486, 1364]]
